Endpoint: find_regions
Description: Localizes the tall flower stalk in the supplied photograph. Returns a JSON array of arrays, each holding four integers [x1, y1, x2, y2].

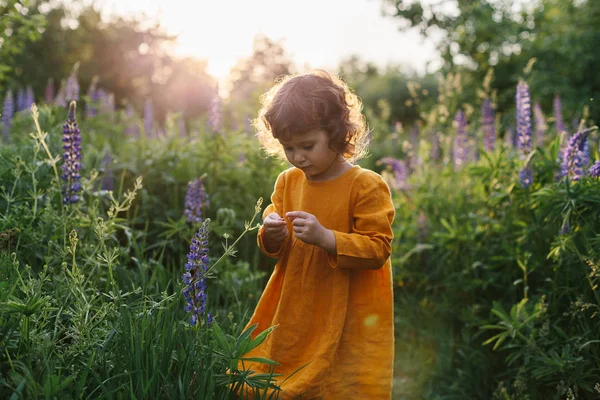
[[24, 86, 34, 111], [561, 128, 595, 181], [65, 67, 80, 101], [453, 110, 468, 170], [182, 220, 212, 326], [45, 79, 55, 104], [184, 178, 209, 223], [482, 98, 496, 152], [61, 101, 82, 204], [17, 88, 25, 112], [516, 80, 533, 188], [589, 161, 600, 178], [379, 157, 410, 190]]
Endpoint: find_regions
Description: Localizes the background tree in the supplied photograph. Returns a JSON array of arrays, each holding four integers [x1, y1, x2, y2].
[[226, 34, 295, 119], [6, 1, 215, 124], [381, 0, 600, 123], [0, 0, 46, 87]]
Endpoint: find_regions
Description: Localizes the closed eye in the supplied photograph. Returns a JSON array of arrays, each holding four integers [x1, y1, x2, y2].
[[302, 145, 314, 150]]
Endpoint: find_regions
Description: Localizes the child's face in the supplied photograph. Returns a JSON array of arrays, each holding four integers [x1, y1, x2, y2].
[[279, 129, 343, 181]]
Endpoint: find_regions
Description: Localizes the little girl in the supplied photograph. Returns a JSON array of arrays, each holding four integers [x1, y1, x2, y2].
[[236, 70, 395, 399]]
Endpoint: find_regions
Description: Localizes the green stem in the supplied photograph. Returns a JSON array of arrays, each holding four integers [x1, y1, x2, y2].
[[203, 205, 261, 277]]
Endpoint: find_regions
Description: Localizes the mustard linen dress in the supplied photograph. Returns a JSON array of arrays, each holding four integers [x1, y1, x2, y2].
[[235, 165, 395, 400]]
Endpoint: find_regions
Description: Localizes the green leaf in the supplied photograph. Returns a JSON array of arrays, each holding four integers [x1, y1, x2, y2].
[[245, 325, 278, 355], [211, 322, 232, 355], [240, 357, 281, 366]]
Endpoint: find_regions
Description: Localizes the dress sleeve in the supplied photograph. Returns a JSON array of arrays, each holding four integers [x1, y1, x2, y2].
[[257, 171, 289, 258], [327, 173, 395, 270]]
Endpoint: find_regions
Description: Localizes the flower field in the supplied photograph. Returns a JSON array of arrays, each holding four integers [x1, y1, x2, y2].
[[1, 63, 600, 400]]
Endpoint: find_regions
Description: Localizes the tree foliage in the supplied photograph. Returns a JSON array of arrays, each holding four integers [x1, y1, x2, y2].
[[5, 1, 216, 123], [0, 0, 46, 86], [382, 0, 600, 122]]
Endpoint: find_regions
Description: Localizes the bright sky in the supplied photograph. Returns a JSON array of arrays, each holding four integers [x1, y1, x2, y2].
[[94, 0, 442, 82]]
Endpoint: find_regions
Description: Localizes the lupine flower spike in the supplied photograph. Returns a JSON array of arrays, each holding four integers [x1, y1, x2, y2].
[[61, 101, 82, 204], [2, 90, 14, 142], [45, 78, 55, 104], [561, 128, 594, 181], [66, 67, 80, 101], [482, 98, 496, 153], [588, 161, 600, 178], [55, 80, 67, 107], [379, 157, 410, 190], [553, 95, 566, 136], [24, 86, 34, 110], [184, 178, 209, 223], [516, 80, 533, 188], [86, 77, 100, 118], [453, 110, 468, 170], [182, 220, 213, 326]]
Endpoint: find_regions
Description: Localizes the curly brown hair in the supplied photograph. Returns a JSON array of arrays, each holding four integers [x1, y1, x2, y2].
[[254, 70, 369, 163]]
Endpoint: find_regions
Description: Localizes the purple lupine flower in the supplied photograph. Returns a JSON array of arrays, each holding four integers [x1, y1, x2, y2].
[[16, 88, 25, 112], [554, 95, 567, 135], [209, 94, 221, 133], [588, 161, 600, 178], [24, 86, 34, 111], [182, 220, 212, 326], [453, 110, 469, 170], [482, 98, 496, 153], [533, 102, 546, 147], [379, 157, 410, 190], [516, 80, 532, 159], [86, 79, 100, 118], [519, 166, 533, 188], [561, 128, 592, 181], [184, 178, 209, 224], [55, 80, 67, 107], [101, 152, 113, 191], [65, 70, 80, 101], [3, 90, 14, 142], [61, 101, 82, 204], [143, 98, 154, 137], [45, 79, 55, 104], [581, 140, 590, 171]]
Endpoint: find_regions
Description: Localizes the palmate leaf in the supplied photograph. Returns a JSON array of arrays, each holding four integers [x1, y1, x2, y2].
[[211, 322, 233, 356]]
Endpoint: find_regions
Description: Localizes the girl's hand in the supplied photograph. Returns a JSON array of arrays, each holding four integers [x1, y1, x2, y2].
[[263, 212, 288, 244], [286, 211, 336, 253]]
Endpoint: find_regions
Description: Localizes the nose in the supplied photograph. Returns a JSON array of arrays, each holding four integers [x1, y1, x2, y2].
[[294, 152, 307, 164]]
